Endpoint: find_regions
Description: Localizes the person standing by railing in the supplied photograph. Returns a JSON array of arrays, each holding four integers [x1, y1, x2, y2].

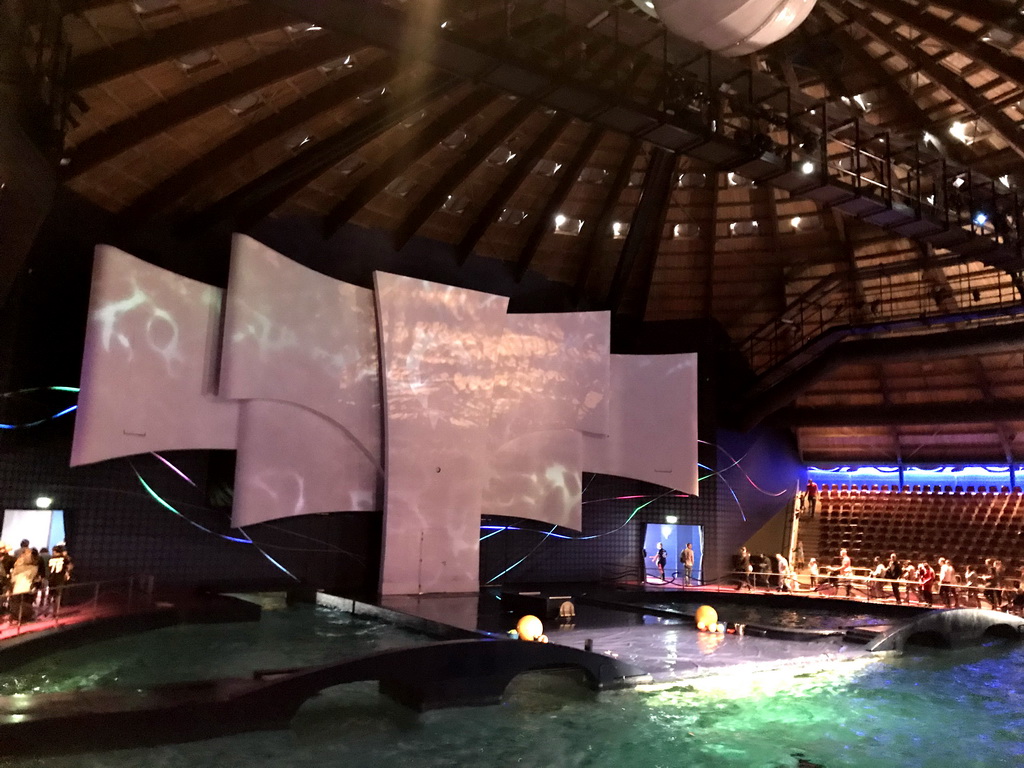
[[938, 558, 959, 609], [885, 553, 903, 605], [9, 549, 39, 623], [919, 561, 936, 606], [43, 544, 73, 617], [804, 479, 818, 519], [838, 548, 853, 597], [681, 542, 695, 586]]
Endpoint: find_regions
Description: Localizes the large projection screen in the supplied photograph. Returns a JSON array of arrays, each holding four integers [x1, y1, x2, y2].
[[481, 312, 609, 529], [583, 353, 699, 495], [220, 235, 382, 525], [71, 246, 239, 466], [374, 272, 509, 595]]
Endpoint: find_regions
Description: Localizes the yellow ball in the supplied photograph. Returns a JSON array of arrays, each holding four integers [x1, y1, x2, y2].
[[516, 615, 544, 642], [695, 605, 718, 629]]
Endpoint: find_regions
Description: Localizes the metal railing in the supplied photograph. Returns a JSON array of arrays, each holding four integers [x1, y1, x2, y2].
[[2, 574, 155, 636]]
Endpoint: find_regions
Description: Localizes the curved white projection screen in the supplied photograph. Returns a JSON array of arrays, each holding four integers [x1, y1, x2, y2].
[[583, 353, 699, 494], [72, 238, 699, 596], [71, 245, 239, 466], [374, 272, 509, 596], [481, 312, 610, 530], [221, 235, 381, 526]]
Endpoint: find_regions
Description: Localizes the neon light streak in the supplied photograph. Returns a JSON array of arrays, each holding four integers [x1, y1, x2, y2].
[[0, 386, 80, 428], [238, 527, 300, 581], [486, 525, 557, 582], [151, 452, 197, 486], [132, 467, 250, 544]]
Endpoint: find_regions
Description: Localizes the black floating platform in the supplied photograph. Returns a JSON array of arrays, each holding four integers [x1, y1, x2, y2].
[[0, 638, 651, 756]]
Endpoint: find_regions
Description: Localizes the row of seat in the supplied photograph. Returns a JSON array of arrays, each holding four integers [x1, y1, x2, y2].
[[808, 490, 1024, 569], [819, 484, 1022, 496]]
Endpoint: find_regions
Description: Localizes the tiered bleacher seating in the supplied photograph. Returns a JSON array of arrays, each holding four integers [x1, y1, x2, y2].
[[811, 484, 1024, 570]]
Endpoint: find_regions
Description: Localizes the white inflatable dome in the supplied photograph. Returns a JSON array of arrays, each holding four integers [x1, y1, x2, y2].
[[650, 0, 818, 58]]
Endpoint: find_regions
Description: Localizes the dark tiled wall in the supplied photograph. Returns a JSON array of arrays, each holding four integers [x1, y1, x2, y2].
[[0, 429, 381, 595]]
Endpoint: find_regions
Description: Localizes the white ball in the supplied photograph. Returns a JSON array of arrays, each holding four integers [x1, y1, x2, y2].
[[652, 0, 818, 57]]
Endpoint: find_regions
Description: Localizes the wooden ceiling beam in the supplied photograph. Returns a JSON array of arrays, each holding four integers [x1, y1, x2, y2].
[[391, 98, 536, 251], [69, 4, 296, 91], [906, 0, 1024, 32], [118, 55, 399, 223], [784, 399, 1024, 426], [827, 0, 1024, 161], [605, 147, 677, 315], [511, 123, 604, 281], [856, 0, 1024, 93], [189, 72, 461, 231], [67, 33, 363, 176], [321, 86, 499, 237], [701, 171, 720, 319], [455, 112, 571, 264], [571, 138, 642, 305]]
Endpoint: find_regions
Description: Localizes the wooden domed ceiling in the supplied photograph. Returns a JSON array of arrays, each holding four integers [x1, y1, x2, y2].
[[9, 0, 1024, 465]]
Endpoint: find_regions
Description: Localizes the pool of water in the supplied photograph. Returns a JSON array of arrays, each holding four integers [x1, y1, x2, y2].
[[4, 600, 1024, 767], [0, 601, 431, 695], [641, 600, 894, 630]]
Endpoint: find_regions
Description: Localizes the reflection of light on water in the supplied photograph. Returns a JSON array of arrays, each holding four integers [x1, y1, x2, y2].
[[636, 656, 879, 699]]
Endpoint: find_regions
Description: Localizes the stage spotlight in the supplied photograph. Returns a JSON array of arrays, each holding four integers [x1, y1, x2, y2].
[[973, 211, 989, 227], [801, 161, 815, 174], [35, 496, 52, 509]]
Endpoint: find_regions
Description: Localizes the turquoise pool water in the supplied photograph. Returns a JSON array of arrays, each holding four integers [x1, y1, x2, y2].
[[3, 601, 1023, 767], [0, 600, 430, 695]]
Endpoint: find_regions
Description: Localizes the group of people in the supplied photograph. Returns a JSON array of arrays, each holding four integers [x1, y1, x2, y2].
[[734, 546, 799, 591], [790, 548, 1024, 618], [738, 544, 1024, 613], [648, 542, 697, 586], [856, 553, 1023, 611], [0, 539, 73, 624]]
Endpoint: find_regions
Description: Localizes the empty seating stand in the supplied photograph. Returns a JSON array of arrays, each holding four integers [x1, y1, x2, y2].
[[810, 484, 1024, 571]]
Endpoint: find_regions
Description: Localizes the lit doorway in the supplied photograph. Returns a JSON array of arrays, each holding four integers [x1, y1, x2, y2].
[[643, 523, 703, 585], [1, 509, 66, 551]]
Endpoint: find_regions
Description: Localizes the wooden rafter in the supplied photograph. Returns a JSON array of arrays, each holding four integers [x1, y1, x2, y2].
[[67, 33, 362, 176], [826, 0, 1024, 161], [118, 56, 399, 223], [69, 4, 296, 91]]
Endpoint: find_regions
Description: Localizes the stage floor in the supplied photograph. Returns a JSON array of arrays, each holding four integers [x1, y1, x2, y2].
[[382, 587, 887, 684]]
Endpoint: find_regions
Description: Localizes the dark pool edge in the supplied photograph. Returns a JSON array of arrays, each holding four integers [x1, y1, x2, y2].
[[315, 592, 487, 640], [0, 593, 262, 672], [573, 591, 933, 643]]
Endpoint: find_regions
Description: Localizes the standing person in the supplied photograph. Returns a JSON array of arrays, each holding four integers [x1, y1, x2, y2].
[[804, 479, 819, 518], [44, 545, 73, 616], [839, 548, 853, 597], [963, 564, 979, 607], [650, 542, 667, 581], [12, 539, 29, 561], [681, 542, 695, 586], [885, 553, 903, 604], [903, 562, 918, 604], [808, 558, 819, 589], [991, 560, 1006, 609], [8, 549, 39, 623], [919, 561, 936, 606], [938, 558, 959, 608], [870, 557, 886, 599], [795, 540, 805, 569], [775, 553, 791, 592], [736, 546, 752, 590]]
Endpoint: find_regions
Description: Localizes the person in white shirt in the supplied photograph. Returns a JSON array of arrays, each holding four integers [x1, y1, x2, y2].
[[938, 557, 959, 608]]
